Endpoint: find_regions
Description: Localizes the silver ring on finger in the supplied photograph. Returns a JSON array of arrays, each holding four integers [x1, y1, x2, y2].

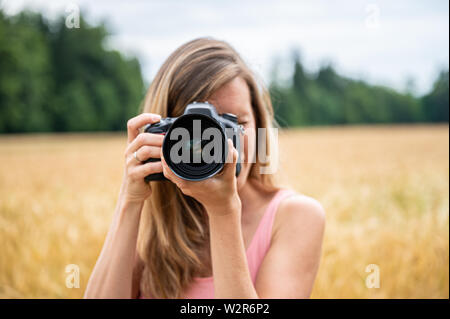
[[133, 150, 144, 164]]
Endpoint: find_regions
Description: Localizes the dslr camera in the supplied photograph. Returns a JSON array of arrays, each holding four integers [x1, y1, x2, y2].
[[143, 102, 243, 182]]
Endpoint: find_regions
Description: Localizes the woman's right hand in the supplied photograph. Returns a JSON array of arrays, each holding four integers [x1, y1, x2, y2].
[[120, 113, 164, 204]]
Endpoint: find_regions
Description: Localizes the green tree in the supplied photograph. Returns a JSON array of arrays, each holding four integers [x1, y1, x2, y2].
[[0, 9, 145, 133], [0, 10, 52, 132], [269, 50, 447, 127], [422, 70, 449, 122]]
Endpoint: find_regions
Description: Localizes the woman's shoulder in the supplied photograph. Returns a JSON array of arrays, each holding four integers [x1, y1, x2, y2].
[[272, 189, 326, 240], [279, 190, 326, 219]]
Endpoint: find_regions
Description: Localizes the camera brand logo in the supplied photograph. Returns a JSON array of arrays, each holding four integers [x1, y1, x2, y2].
[[65, 264, 80, 288]]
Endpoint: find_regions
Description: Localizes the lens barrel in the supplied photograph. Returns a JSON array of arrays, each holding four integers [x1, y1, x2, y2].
[[162, 113, 227, 181]]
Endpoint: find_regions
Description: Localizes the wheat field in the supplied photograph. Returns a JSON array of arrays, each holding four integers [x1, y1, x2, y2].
[[0, 125, 448, 298]]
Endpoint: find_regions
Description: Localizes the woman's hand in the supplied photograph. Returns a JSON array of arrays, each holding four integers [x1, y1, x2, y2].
[[161, 138, 241, 216], [120, 113, 164, 204]]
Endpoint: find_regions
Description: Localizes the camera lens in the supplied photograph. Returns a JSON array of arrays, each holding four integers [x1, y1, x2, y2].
[[183, 139, 203, 158], [162, 114, 226, 181]]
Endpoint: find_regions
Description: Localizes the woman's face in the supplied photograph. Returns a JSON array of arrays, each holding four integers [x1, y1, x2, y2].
[[207, 76, 256, 190]]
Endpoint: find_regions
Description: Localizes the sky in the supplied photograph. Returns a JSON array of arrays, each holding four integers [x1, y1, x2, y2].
[[2, 0, 449, 95]]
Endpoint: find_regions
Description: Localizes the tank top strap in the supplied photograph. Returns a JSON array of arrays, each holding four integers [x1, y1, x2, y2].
[[246, 188, 297, 272], [259, 188, 297, 253]]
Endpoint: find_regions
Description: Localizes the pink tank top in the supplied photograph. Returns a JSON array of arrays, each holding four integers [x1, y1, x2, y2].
[[139, 188, 296, 299]]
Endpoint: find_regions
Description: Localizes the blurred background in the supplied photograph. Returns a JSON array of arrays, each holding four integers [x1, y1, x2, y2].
[[0, 0, 448, 298]]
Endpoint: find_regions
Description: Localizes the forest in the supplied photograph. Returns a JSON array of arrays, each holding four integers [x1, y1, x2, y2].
[[0, 10, 448, 133]]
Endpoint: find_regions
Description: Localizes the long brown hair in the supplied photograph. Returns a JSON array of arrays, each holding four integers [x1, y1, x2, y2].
[[137, 37, 278, 298]]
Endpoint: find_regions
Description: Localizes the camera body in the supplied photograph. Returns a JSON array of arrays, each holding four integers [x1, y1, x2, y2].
[[143, 102, 242, 182]]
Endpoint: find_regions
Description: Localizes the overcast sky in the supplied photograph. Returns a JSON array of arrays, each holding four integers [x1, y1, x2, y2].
[[2, 0, 449, 94]]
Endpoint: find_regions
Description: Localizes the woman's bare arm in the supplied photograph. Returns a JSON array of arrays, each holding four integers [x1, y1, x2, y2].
[[83, 192, 143, 299], [255, 195, 326, 298], [208, 203, 259, 298], [84, 113, 163, 299]]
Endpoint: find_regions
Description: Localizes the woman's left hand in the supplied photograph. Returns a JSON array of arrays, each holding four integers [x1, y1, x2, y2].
[[161, 138, 241, 217]]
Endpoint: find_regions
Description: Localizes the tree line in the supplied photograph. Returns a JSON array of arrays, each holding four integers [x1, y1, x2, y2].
[[0, 10, 144, 133], [270, 53, 449, 127], [0, 9, 448, 133]]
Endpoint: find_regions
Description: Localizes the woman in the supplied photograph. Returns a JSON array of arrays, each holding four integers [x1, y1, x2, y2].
[[84, 37, 325, 299]]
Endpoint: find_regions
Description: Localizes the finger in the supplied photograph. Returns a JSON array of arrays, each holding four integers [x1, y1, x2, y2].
[[222, 139, 238, 177], [161, 153, 184, 186], [160, 153, 175, 180], [126, 132, 164, 156], [130, 161, 163, 181], [135, 145, 161, 162], [127, 113, 161, 144]]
